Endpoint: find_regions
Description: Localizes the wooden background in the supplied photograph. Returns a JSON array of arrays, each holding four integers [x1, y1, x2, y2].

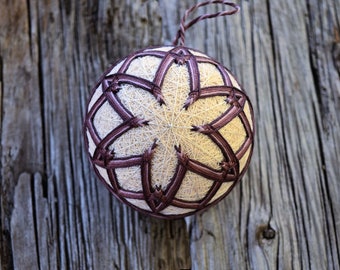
[[1, 0, 339, 269]]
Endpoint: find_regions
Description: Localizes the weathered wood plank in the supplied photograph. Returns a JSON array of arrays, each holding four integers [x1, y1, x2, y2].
[[0, 0, 190, 269], [0, 0, 339, 269], [161, 0, 340, 269], [0, 0, 44, 268]]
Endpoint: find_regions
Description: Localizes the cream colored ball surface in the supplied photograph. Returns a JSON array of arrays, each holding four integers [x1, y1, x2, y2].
[[84, 46, 254, 219]]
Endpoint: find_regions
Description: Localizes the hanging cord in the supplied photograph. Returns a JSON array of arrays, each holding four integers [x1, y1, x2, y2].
[[173, 0, 240, 46]]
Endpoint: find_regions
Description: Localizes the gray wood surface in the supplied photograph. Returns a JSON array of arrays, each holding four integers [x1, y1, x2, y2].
[[1, 0, 339, 269]]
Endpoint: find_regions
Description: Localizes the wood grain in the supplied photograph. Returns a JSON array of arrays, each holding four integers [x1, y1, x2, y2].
[[1, 0, 339, 269]]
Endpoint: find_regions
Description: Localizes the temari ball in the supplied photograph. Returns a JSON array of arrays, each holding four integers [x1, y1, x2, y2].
[[84, 46, 254, 219]]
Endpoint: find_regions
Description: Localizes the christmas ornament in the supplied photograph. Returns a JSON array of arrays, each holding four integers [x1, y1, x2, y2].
[[84, 1, 254, 219]]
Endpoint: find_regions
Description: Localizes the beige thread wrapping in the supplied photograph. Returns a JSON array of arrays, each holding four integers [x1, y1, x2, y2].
[[88, 47, 252, 213]]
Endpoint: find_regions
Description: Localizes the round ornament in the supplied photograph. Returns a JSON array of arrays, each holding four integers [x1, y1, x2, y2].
[[84, 1, 254, 219]]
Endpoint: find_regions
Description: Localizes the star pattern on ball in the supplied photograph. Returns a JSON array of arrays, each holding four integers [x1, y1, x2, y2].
[[84, 46, 254, 218]]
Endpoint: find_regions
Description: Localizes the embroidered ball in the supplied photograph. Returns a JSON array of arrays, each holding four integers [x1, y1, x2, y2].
[[84, 46, 254, 219]]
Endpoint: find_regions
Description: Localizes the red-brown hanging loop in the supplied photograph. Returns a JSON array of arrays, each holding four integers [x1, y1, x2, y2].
[[173, 0, 240, 46]]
